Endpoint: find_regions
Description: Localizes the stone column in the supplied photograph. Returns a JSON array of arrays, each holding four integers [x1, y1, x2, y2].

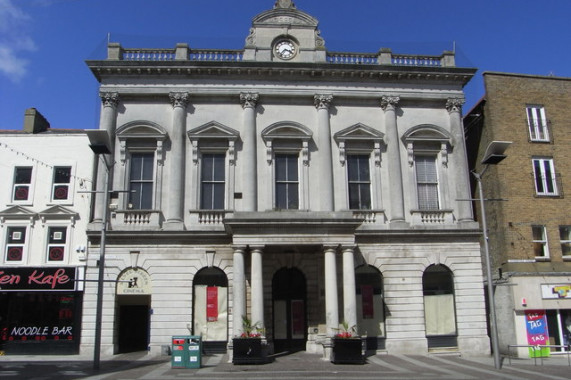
[[447, 98, 473, 222], [342, 246, 357, 331], [324, 246, 339, 336], [315, 95, 334, 211], [250, 246, 265, 331], [381, 96, 405, 222], [233, 247, 247, 337], [240, 93, 259, 212], [93, 92, 119, 223], [165, 92, 189, 229]]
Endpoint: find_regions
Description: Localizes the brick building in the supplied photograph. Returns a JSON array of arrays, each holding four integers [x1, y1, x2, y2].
[[464, 72, 571, 357]]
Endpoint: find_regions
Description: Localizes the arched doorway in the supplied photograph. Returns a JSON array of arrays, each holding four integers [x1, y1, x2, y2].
[[423, 264, 457, 349], [116, 268, 152, 353], [272, 267, 307, 353], [193, 267, 228, 353], [356, 265, 385, 351]]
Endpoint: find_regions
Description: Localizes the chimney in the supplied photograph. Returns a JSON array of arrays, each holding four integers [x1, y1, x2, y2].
[[23, 108, 50, 134]]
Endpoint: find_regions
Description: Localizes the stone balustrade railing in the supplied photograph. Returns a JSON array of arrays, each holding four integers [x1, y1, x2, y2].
[[410, 209, 454, 225], [108, 43, 455, 67]]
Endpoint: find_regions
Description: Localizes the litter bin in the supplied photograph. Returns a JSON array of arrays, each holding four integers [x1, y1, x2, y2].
[[171, 336, 202, 369]]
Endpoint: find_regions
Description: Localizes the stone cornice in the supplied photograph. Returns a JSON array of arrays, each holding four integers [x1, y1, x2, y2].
[[87, 60, 476, 86]]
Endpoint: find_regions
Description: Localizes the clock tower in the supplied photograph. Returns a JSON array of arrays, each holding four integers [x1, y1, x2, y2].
[[243, 1, 326, 63]]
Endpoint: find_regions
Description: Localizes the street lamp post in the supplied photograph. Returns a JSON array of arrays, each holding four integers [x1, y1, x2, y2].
[[86, 130, 113, 371], [472, 140, 511, 370]]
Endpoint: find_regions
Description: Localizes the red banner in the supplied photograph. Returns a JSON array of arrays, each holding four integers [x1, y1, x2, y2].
[[206, 287, 218, 322], [361, 285, 374, 319]]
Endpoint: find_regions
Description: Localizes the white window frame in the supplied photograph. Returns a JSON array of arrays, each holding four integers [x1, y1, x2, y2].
[[346, 153, 373, 210], [46, 225, 68, 263], [532, 225, 550, 260], [532, 158, 558, 196], [4, 225, 28, 264], [526, 105, 550, 142], [198, 151, 228, 210], [560, 225, 571, 258], [414, 154, 441, 211], [262, 122, 312, 211], [12, 166, 34, 204], [188, 122, 238, 212], [51, 166, 73, 204], [127, 151, 156, 210]]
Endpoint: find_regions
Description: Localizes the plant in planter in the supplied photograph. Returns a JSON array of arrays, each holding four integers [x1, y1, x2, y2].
[[331, 321, 364, 364], [232, 315, 269, 364]]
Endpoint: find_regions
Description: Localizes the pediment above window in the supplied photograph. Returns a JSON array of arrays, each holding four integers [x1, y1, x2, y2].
[[334, 123, 385, 166], [116, 121, 168, 165], [187, 122, 239, 165], [262, 122, 312, 165], [0, 206, 36, 225], [403, 125, 453, 167], [39, 205, 79, 226]]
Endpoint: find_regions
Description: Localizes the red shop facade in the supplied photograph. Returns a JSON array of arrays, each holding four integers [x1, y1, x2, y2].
[[0, 266, 84, 355]]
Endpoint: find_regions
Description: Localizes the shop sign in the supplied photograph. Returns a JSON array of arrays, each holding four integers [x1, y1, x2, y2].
[[524, 310, 550, 358], [116, 268, 152, 295], [541, 284, 571, 299], [0, 267, 79, 291]]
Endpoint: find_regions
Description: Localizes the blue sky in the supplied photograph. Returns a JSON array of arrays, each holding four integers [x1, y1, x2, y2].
[[1, 0, 570, 130]]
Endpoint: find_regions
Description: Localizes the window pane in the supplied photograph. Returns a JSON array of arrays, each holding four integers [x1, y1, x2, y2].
[[7, 227, 26, 243], [276, 183, 287, 209], [140, 183, 153, 209], [359, 185, 371, 209], [202, 155, 214, 181], [142, 154, 154, 180], [533, 160, 544, 193], [348, 183, 360, 209], [213, 154, 225, 181], [201, 183, 213, 209], [15, 167, 32, 184], [288, 184, 299, 209], [543, 160, 554, 193], [54, 167, 71, 184], [49, 227, 67, 244], [213, 183, 225, 209], [130, 154, 143, 180], [275, 155, 287, 181], [560, 226, 571, 256]]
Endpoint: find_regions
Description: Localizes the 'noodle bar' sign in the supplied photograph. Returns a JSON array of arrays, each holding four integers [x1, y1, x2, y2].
[[0, 267, 79, 291]]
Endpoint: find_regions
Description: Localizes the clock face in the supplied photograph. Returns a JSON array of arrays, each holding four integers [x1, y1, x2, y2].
[[274, 40, 296, 60]]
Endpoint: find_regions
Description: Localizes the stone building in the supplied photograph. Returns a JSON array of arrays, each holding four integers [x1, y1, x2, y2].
[[83, 0, 489, 358], [0, 109, 93, 354], [464, 72, 571, 357]]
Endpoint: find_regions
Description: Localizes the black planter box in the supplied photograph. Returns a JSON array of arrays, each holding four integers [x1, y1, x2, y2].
[[232, 338, 268, 364], [331, 337, 364, 364]]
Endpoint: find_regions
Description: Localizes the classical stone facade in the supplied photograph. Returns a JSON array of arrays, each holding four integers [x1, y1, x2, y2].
[[83, 1, 489, 359], [464, 72, 571, 357]]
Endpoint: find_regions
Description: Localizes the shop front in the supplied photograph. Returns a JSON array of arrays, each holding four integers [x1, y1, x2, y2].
[[0, 266, 84, 355]]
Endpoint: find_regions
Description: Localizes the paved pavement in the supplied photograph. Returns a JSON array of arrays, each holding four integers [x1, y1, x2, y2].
[[1, 351, 571, 380]]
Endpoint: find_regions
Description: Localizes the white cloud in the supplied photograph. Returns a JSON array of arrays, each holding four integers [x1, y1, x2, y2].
[[0, 0, 37, 81]]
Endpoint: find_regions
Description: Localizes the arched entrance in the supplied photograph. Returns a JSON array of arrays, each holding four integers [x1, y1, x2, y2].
[[116, 268, 152, 353], [272, 267, 306, 353], [356, 265, 385, 351], [423, 264, 457, 349], [193, 267, 228, 353]]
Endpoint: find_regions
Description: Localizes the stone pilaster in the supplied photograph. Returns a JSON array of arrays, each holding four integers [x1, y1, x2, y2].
[[233, 247, 247, 337], [342, 246, 357, 331], [240, 93, 259, 212], [250, 246, 265, 331], [324, 246, 339, 336], [381, 96, 405, 223], [93, 92, 119, 223], [315, 94, 334, 211], [446, 98, 473, 222], [164, 92, 189, 229]]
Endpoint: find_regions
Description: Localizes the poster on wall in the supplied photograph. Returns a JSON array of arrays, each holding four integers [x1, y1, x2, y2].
[[524, 310, 550, 358], [206, 287, 218, 322]]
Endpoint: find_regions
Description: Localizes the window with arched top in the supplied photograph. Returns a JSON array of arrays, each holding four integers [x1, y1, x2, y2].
[[355, 265, 385, 349], [403, 125, 453, 212], [116, 121, 168, 210], [423, 264, 457, 347], [262, 122, 312, 210]]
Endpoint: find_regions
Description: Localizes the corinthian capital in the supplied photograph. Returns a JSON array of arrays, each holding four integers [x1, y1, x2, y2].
[[446, 98, 465, 114], [314, 94, 333, 110], [380, 96, 400, 111], [240, 92, 259, 109], [169, 92, 190, 108], [100, 92, 119, 108]]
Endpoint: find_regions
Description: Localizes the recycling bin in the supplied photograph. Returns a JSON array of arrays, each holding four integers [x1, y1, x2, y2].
[[171, 336, 202, 369]]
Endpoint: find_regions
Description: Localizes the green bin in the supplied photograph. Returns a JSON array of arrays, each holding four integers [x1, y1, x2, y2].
[[171, 336, 201, 369]]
